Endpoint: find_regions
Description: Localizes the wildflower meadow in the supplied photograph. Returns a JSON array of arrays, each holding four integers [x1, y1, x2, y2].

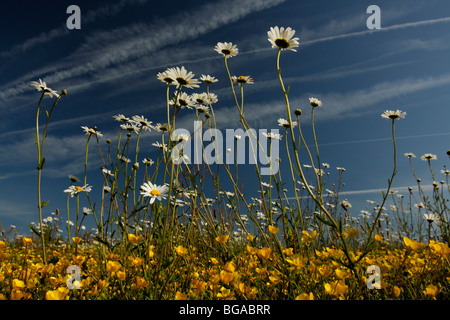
[[1, 25, 449, 302]]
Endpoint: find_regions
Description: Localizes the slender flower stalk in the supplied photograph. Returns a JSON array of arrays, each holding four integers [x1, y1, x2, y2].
[[31, 80, 65, 264]]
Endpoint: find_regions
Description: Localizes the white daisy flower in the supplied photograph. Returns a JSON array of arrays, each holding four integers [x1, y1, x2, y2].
[[171, 66, 200, 89], [267, 26, 300, 52], [140, 182, 169, 204], [214, 42, 239, 58], [421, 153, 437, 161], [29, 78, 59, 98], [261, 132, 282, 140], [131, 115, 154, 131], [278, 118, 297, 128], [81, 126, 103, 137], [64, 185, 92, 197], [309, 97, 322, 107], [231, 75, 254, 85], [381, 110, 406, 120], [200, 74, 218, 84]]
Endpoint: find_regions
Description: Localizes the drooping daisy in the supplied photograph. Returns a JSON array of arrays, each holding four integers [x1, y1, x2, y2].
[[170, 92, 195, 109], [140, 182, 169, 204], [120, 123, 139, 134], [29, 78, 59, 98], [152, 141, 167, 151], [142, 158, 154, 166], [424, 213, 438, 223], [171, 66, 200, 89], [421, 153, 437, 161], [191, 93, 208, 105], [156, 67, 177, 85], [207, 92, 218, 104], [154, 123, 169, 132], [404, 153, 416, 158], [214, 42, 239, 58], [278, 118, 297, 128], [309, 97, 322, 108], [381, 110, 407, 120], [232, 75, 254, 85], [195, 105, 210, 113], [64, 185, 92, 197], [131, 115, 154, 131], [81, 126, 103, 138], [113, 114, 130, 123], [261, 132, 283, 140], [200, 74, 219, 84], [267, 26, 300, 52]]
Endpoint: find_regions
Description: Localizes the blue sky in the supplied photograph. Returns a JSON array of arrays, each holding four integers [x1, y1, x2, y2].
[[1, 0, 449, 234]]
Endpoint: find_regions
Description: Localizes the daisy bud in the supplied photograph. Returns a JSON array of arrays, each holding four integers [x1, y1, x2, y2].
[[106, 139, 111, 144], [61, 89, 68, 96], [133, 162, 140, 170], [205, 113, 211, 119], [295, 109, 302, 116]]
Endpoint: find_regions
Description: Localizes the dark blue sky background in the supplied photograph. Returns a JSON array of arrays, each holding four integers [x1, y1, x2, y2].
[[1, 0, 449, 234]]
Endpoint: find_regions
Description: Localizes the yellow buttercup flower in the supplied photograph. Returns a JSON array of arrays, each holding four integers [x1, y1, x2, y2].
[[224, 261, 236, 273], [301, 230, 318, 243], [424, 284, 440, 297], [45, 287, 69, 300], [246, 234, 254, 242], [116, 270, 126, 281], [175, 291, 188, 300], [175, 245, 188, 256], [12, 279, 26, 290], [429, 241, 450, 255], [375, 234, 384, 242], [403, 237, 425, 251], [325, 281, 348, 297], [106, 260, 121, 273], [295, 292, 314, 300], [247, 245, 259, 255], [22, 237, 33, 246], [215, 235, 229, 244], [128, 233, 143, 244], [346, 228, 359, 237], [257, 247, 271, 260], [268, 225, 279, 235]]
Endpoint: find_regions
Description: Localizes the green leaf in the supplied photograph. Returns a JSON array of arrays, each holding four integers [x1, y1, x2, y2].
[[37, 157, 45, 170], [316, 214, 334, 227], [29, 224, 41, 238], [41, 200, 50, 208]]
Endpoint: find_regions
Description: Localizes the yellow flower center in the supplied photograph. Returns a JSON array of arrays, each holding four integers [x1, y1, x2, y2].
[[150, 189, 160, 196], [75, 186, 83, 191]]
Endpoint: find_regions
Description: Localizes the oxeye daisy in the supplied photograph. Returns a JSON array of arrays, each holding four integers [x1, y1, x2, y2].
[[81, 126, 103, 137], [309, 97, 322, 107], [267, 26, 300, 52], [261, 132, 283, 140], [156, 67, 177, 85], [170, 92, 194, 109], [421, 153, 437, 161], [200, 74, 219, 84], [113, 114, 130, 123], [195, 105, 210, 113], [278, 118, 297, 128], [131, 115, 154, 131], [191, 93, 208, 105], [231, 75, 254, 85], [29, 78, 59, 98], [404, 153, 416, 158], [214, 42, 239, 58], [140, 182, 169, 204], [64, 185, 92, 197], [171, 66, 200, 89], [381, 110, 407, 120]]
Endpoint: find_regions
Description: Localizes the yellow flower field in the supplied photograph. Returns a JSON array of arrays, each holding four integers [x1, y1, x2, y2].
[[1, 25, 449, 301]]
